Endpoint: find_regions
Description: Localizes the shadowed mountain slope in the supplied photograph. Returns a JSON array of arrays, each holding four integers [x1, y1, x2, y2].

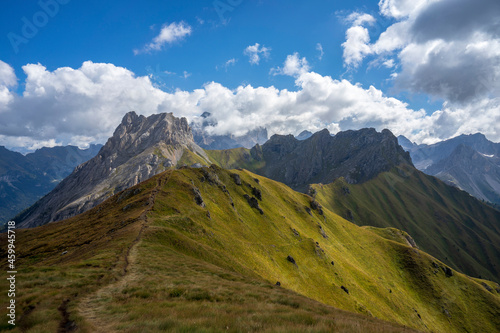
[[425, 144, 500, 205], [0, 144, 101, 224], [208, 128, 412, 191], [399, 134, 500, 205]]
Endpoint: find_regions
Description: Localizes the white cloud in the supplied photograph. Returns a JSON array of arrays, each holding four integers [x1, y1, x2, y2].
[[383, 59, 395, 68], [181, 71, 192, 79], [225, 58, 237, 67], [216, 58, 237, 71], [342, 25, 373, 68], [134, 21, 192, 54], [345, 12, 376, 26], [271, 53, 310, 77], [2, 58, 500, 152], [0, 61, 16, 108], [0, 61, 17, 87], [0, 61, 173, 148], [316, 43, 324, 60], [342, 0, 500, 105], [341, 13, 377, 68], [244, 43, 271, 65], [378, 0, 433, 19]]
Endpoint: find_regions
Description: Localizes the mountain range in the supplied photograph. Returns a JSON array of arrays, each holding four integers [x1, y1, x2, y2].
[[399, 133, 500, 206], [3, 111, 500, 332], [0, 144, 101, 224]]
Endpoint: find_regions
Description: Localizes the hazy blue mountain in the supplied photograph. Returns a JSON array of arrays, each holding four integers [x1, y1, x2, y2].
[[398, 133, 500, 205], [0, 144, 102, 224], [398, 133, 500, 169], [425, 144, 500, 205], [295, 130, 313, 140]]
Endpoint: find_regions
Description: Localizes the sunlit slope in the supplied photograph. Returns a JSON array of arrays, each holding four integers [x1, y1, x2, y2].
[[141, 166, 499, 332], [0, 171, 418, 333], [1, 166, 499, 332], [312, 165, 500, 284]]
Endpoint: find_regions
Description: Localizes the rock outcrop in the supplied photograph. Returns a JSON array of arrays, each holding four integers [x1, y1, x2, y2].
[[15, 111, 210, 228], [251, 128, 412, 191]]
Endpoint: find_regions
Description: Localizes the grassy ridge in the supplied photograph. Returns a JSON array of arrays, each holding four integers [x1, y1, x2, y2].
[[1, 167, 499, 332], [0, 176, 156, 331], [312, 165, 500, 283]]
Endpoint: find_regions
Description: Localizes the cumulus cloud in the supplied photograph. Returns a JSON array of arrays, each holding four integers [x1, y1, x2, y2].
[[345, 12, 376, 26], [0, 61, 17, 87], [0, 61, 174, 148], [270, 53, 310, 77], [342, 13, 375, 68], [134, 21, 192, 54], [244, 43, 271, 65], [0, 61, 16, 108], [342, 0, 500, 104], [1, 58, 500, 152], [378, 0, 432, 19]]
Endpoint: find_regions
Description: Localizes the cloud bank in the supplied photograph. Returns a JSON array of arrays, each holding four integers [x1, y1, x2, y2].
[[342, 0, 500, 103], [1, 57, 499, 152]]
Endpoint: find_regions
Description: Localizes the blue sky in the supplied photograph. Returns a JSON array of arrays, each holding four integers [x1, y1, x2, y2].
[[2, 1, 375, 90], [0, 0, 499, 151]]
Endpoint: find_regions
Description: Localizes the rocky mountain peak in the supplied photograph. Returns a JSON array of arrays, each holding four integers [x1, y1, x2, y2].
[[15, 111, 209, 228], [251, 128, 413, 191], [102, 111, 193, 163]]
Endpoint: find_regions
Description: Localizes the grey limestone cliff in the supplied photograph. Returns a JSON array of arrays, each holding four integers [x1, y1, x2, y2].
[[15, 111, 210, 228]]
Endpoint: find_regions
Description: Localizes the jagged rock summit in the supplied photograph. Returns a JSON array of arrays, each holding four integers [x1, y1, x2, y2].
[[15, 111, 210, 228], [250, 128, 413, 191], [425, 144, 500, 204]]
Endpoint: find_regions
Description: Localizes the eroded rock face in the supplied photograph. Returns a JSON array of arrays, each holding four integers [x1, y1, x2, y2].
[[16, 111, 210, 228], [253, 128, 413, 191]]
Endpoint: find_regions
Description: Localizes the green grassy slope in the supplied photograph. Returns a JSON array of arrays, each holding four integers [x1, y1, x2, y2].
[[1, 167, 499, 332], [208, 147, 500, 284], [206, 147, 264, 171], [312, 165, 500, 284]]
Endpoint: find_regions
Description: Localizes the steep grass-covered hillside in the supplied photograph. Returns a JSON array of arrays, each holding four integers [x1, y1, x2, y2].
[[312, 165, 500, 284], [1, 167, 499, 332]]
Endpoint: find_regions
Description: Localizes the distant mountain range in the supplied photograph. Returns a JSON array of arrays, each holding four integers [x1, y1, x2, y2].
[[399, 133, 500, 205], [0, 144, 101, 224]]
